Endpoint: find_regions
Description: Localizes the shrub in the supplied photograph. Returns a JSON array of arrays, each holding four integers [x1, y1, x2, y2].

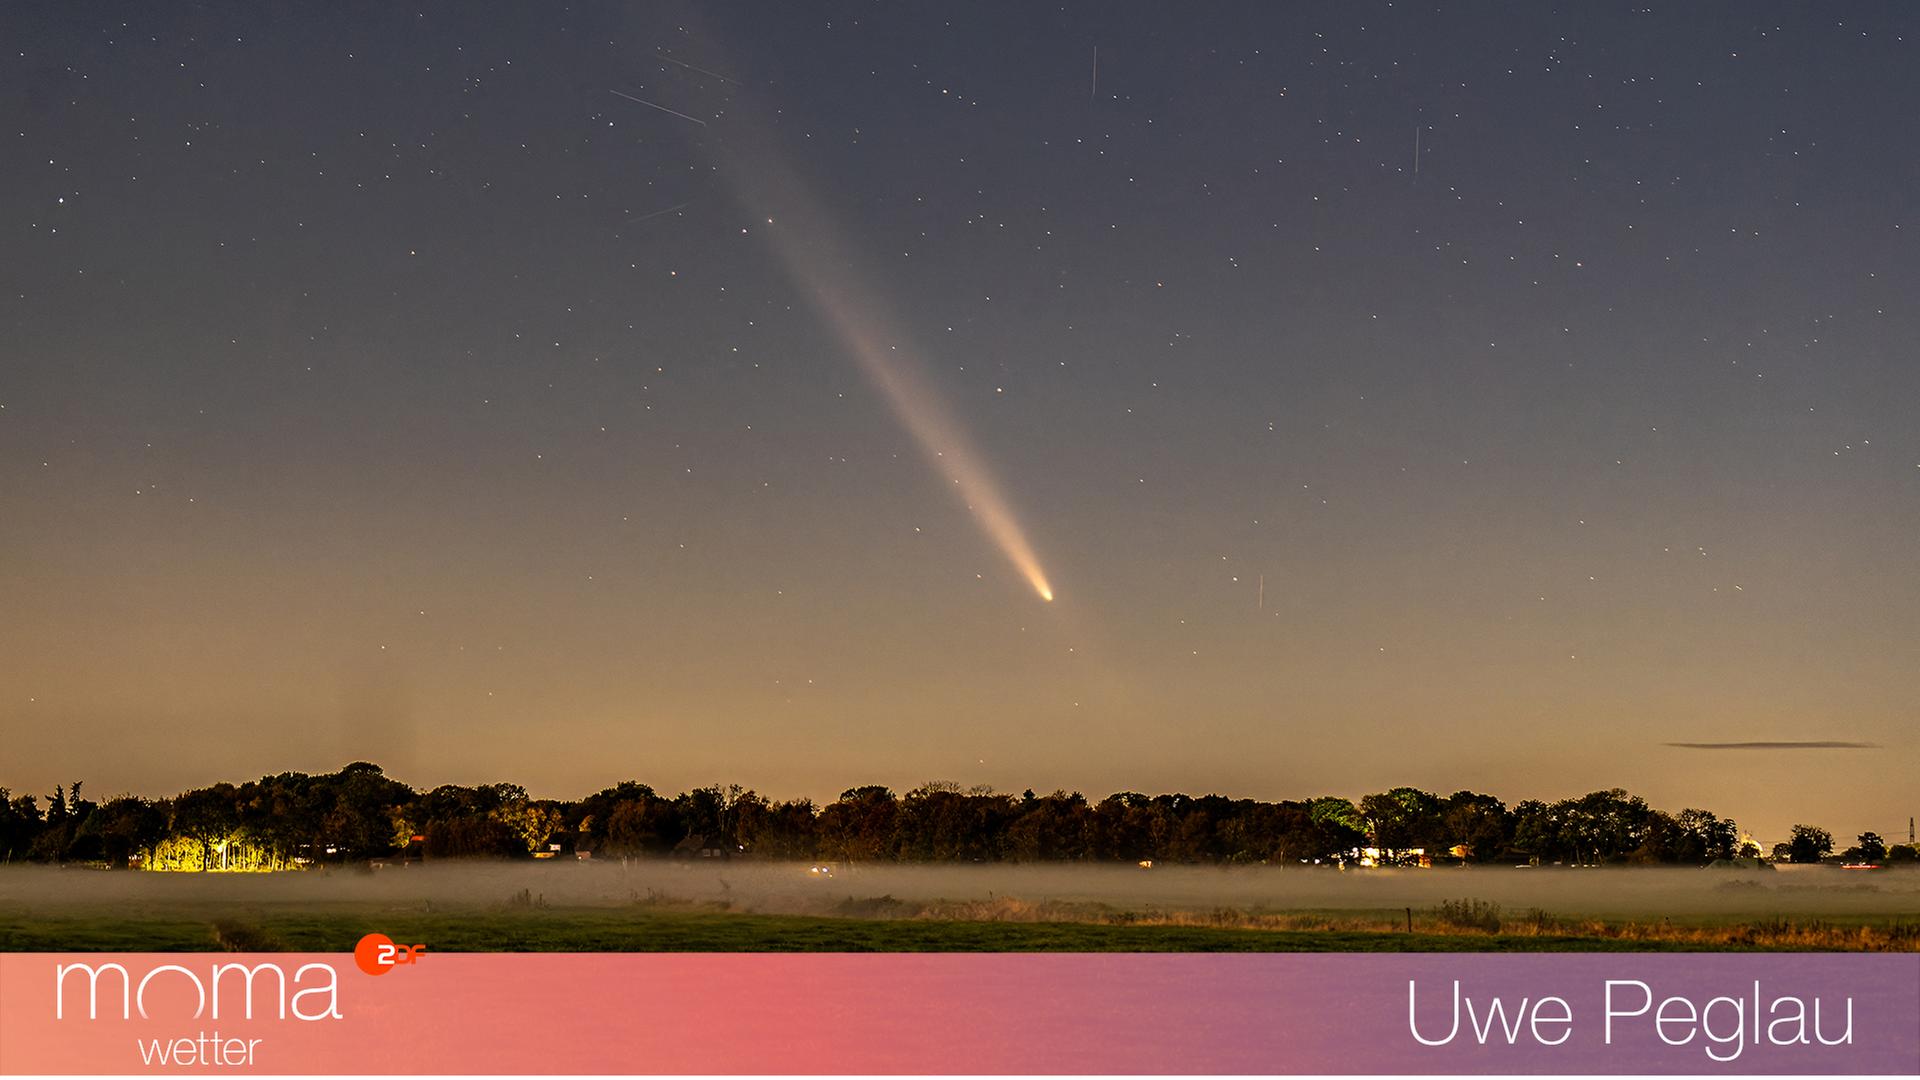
[[1432, 897, 1503, 932]]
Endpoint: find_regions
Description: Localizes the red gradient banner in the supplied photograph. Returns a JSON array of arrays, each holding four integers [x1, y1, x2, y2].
[[1, 952, 1915, 1074]]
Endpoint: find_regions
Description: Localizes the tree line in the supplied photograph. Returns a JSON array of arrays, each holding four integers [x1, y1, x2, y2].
[[0, 763, 1909, 870]]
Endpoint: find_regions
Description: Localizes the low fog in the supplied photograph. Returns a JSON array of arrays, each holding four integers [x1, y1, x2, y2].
[[3, 861, 1915, 920]]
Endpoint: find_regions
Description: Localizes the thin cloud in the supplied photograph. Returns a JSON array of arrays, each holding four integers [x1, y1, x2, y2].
[[1665, 740, 1879, 751]]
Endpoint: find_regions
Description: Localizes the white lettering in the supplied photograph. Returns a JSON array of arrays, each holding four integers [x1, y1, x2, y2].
[[55, 963, 130, 1021], [1604, 979, 1652, 1043], [1407, 979, 1460, 1046], [1530, 996, 1573, 1046]]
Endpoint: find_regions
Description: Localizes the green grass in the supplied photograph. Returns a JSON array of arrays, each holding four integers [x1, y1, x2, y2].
[[0, 904, 1747, 952]]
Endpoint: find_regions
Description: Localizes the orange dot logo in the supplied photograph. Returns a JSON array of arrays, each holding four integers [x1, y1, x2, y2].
[[355, 932, 428, 974], [354, 932, 396, 976]]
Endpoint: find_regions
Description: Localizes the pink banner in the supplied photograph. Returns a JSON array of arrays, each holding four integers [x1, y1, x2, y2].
[[1, 952, 1915, 1074]]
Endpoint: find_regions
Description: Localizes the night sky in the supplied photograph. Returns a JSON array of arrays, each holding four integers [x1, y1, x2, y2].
[[4, 2, 1915, 844]]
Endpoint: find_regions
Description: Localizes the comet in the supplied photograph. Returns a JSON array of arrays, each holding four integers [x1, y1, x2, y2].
[[772, 249, 1056, 602], [711, 123, 1056, 602], [780, 270, 1056, 604]]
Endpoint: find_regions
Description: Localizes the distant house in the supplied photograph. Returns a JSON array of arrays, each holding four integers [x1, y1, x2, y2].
[[670, 833, 733, 860], [1359, 846, 1432, 868]]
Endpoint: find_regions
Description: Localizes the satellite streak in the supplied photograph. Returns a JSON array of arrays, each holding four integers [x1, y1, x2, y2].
[[609, 89, 708, 126], [655, 51, 742, 85], [625, 201, 693, 225]]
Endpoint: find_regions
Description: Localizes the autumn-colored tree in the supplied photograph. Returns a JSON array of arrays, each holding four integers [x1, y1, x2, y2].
[[167, 785, 241, 870], [818, 786, 899, 862]]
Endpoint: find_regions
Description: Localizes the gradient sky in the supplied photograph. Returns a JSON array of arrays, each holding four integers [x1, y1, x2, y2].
[[3, 2, 1915, 845]]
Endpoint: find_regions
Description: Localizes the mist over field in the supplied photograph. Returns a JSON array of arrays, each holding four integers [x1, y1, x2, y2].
[[3, 861, 1915, 921]]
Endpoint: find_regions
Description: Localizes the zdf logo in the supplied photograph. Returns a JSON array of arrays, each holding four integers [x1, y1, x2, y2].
[[353, 933, 426, 976]]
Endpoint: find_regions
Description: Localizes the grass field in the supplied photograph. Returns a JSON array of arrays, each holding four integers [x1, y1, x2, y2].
[[3, 862, 1916, 952], [4, 899, 1913, 953], [0, 903, 1735, 953]]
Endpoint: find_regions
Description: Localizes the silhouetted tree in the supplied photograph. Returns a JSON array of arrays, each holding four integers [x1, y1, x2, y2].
[[1787, 824, 1833, 864], [897, 783, 1008, 861], [1093, 792, 1169, 862], [1440, 791, 1512, 863], [0, 790, 41, 862], [736, 795, 819, 858], [1843, 832, 1887, 863], [423, 815, 526, 858], [0, 763, 1812, 872], [1665, 808, 1740, 863], [1360, 787, 1444, 861], [817, 786, 898, 862], [1003, 791, 1091, 862], [74, 796, 166, 866], [601, 795, 675, 856]]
